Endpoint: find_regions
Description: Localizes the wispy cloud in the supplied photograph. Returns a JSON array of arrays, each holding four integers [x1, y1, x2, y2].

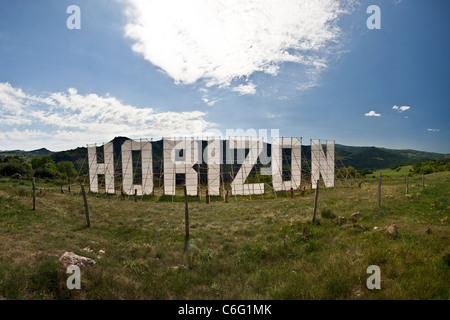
[[426, 128, 440, 132], [231, 83, 257, 96], [266, 113, 282, 119], [0, 82, 215, 150], [392, 105, 411, 113], [365, 110, 381, 117], [122, 0, 352, 95], [201, 96, 222, 107]]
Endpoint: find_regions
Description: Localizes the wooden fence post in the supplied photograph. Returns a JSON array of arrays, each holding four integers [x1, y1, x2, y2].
[[81, 184, 90, 228], [422, 173, 425, 189], [312, 180, 320, 223], [183, 186, 190, 252], [206, 189, 210, 204], [32, 177, 36, 211], [290, 187, 294, 198], [406, 174, 409, 194], [378, 173, 382, 207], [225, 190, 229, 203]]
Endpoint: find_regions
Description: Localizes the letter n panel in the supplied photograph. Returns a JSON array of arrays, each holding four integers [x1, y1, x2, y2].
[[311, 140, 335, 189]]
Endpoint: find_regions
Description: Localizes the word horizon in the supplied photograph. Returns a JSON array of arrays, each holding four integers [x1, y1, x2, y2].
[[87, 137, 335, 196]]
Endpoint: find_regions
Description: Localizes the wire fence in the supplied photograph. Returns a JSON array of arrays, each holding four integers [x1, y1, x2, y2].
[[9, 139, 447, 232], [18, 139, 449, 203]]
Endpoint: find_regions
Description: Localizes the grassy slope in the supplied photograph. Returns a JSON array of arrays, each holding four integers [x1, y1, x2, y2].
[[0, 173, 448, 300], [366, 166, 413, 178]]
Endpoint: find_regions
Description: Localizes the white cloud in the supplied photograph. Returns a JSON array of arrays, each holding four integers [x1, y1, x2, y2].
[[365, 110, 381, 117], [201, 96, 222, 107], [266, 113, 282, 119], [0, 82, 215, 150], [393, 105, 410, 113], [399, 106, 410, 112], [426, 128, 440, 132], [122, 0, 351, 94], [231, 83, 257, 96]]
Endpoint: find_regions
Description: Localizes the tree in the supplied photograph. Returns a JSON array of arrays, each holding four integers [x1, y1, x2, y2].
[[1, 162, 31, 176], [31, 156, 55, 170], [56, 161, 78, 184], [3, 156, 24, 164], [336, 166, 358, 180], [32, 156, 58, 179], [0, 156, 32, 177]]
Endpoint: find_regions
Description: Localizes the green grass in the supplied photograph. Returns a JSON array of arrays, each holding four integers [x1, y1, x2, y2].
[[0, 172, 449, 300], [366, 165, 413, 178]]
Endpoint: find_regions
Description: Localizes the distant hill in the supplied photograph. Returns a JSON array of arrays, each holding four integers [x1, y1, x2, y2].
[[0, 148, 53, 162], [335, 144, 449, 170], [1, 138, 448, 172]]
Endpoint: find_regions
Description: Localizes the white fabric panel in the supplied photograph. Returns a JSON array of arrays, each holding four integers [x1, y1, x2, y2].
[[323, 140, 335, 188], [206, 138, 221, 196], [311, 139, 335, 189], [163, 138, 199, 196], [121, 139, 153, 196], [229, 137, 264, 195], [271, 137, 302, 191], [87, 142, 115, 194]]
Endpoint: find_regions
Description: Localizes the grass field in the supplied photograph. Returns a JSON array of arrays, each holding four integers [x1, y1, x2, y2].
[[0, 172, 449, 300], [365, 165, 413, 178]]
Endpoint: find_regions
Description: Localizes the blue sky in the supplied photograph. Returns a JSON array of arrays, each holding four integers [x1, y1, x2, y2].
[[0, 0, 448, 153]]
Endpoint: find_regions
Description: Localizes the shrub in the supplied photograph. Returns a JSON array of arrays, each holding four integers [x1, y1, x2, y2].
[[199, 248, 216, 261], [56, 161, 78, 183], [34, 166, 59, 179], [0, 162, 30, 177], [28, 259, 70, 299], [321, 209, 336, 219], [31, 156, 55, 170]]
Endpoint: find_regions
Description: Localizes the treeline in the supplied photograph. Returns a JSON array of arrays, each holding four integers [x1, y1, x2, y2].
[[337, 158, 450, 179], [1, 153, 449, 184], [411, 159, 450, 174], [0, 155, 78, 183]]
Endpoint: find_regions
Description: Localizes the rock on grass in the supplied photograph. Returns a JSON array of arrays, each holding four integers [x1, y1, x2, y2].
[[59, 252, 96, 269], [351, 212, 362, 218], [385, 225, 398, 236]]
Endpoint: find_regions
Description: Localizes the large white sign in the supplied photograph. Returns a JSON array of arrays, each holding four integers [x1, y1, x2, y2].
[[87, 138, 335, 195]]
